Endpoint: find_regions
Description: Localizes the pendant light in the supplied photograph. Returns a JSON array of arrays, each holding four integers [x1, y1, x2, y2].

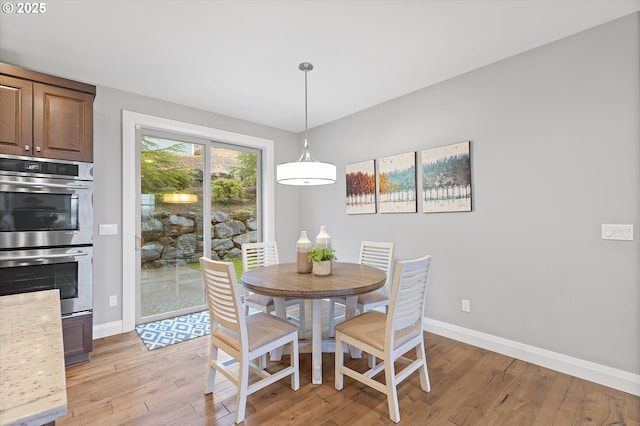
[[277, 62, 336, 185]]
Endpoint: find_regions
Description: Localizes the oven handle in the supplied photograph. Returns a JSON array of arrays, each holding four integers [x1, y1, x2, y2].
[[0, 252, 89, 262], [0, 180, 90, 190]]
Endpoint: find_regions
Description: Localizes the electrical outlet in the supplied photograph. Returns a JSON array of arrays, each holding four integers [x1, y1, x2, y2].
[[109, 295, 117, 307], [461, 299, 471, 313]]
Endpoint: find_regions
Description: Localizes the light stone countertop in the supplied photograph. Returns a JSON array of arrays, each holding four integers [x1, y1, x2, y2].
[[0, 290, 67, 426]]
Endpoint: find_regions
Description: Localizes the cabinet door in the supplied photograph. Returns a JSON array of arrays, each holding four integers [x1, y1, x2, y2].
[[62, 313, 93, 366], [0, 75, 33, 156], [33, 83, 94, 162]]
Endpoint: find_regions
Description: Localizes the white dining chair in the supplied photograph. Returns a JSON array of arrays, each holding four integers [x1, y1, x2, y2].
[[328, 240, 394, 337], [200, 256, 300, 424], [241, 242, 306, 339], [334, 255, 432, 424]]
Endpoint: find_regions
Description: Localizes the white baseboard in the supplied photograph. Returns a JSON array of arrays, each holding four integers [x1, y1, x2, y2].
[[423, 317, 640, 397], [93, 320, 123, 339]]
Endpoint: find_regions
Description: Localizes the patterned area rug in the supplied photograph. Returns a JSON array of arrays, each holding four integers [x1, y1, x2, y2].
[[136, 310, 210, 350]]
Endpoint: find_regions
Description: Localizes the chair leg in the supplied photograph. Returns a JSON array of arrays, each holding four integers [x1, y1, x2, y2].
[[384, 353, 400, 423], [334, 336, 344, 390], [205, 343, 218, 394], [328, 300, 336, 337], [368, 353, 377, 369], [416, 341, 431, 393], [298, 301, 306, 340], [291, 338, 300, 390], [235, 359, 250, 424], [361, 305, 378, 369], [262, 302, 278, 364]]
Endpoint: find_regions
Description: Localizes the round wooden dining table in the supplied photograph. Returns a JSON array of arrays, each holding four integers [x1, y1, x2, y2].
[[241, 262, 387, 384]]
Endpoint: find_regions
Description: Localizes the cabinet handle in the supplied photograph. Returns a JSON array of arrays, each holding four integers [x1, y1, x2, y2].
[[24, 145, 30, 151], [35, 146, 41, 152]]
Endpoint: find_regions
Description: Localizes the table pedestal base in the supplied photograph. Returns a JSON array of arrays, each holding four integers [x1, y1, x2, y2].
[[271, 297, 362, 384]]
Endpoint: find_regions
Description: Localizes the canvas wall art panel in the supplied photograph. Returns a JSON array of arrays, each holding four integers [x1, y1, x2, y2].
[[346, 160, 376, 214], [421, 141, 472, 213], [378, 152, 417, 213]]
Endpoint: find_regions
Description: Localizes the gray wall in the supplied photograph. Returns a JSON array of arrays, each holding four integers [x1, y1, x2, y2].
[[297, 13, 639, 374], [92, 86, 301, 326]]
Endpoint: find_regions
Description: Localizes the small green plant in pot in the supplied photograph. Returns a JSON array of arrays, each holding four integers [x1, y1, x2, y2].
[[308, 248, 336, 276]]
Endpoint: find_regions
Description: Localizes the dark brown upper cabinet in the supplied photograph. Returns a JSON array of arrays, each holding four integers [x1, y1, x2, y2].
[[0, 63, 95, 162]]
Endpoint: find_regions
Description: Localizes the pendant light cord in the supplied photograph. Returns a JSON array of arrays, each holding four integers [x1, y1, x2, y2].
[[299, 62, 313, 162], [304, 67, 309, 145]]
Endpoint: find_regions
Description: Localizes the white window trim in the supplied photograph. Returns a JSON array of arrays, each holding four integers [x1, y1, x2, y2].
[[122, 110, 275, 332]]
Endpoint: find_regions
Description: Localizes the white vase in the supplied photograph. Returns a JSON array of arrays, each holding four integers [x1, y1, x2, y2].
[[296, 231, 312, 274], [312, 260, 332, 276], [315, 226, 331, 249]]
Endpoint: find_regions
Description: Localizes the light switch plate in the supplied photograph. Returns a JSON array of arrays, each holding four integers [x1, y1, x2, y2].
[[99, 224, 118, 235], [601, 224, 634, 241]]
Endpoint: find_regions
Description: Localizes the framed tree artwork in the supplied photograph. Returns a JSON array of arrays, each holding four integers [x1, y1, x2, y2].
[[378, 152, 417, 213], [421, 141, 472, 213], [346, 160, 376, 214]]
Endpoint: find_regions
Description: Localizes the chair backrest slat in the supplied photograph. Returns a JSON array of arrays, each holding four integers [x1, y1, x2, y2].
[[242, 241, 280, 272], [359, 241, 394, 291], [200, 257, 247, 346], [386, 255, 432, 342]]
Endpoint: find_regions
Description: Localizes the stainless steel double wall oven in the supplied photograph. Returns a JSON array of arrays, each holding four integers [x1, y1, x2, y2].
[[0, 154, 93, 316]]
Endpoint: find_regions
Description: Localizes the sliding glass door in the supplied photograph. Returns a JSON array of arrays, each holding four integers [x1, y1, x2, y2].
[[136, 129, 260, 324]]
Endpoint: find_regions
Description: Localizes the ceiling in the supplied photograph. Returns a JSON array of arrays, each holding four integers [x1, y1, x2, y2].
[[1, 0, 638, 133]]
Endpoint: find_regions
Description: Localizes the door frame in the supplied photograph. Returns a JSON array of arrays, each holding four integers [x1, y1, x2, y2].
[[122, 110, 275, 332]]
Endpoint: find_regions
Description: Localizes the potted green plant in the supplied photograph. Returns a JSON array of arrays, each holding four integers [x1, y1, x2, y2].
[[308, 247, 337, 276]]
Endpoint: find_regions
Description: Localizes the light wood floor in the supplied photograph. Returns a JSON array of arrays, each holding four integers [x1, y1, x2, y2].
[[57, 326, 639, 426]]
